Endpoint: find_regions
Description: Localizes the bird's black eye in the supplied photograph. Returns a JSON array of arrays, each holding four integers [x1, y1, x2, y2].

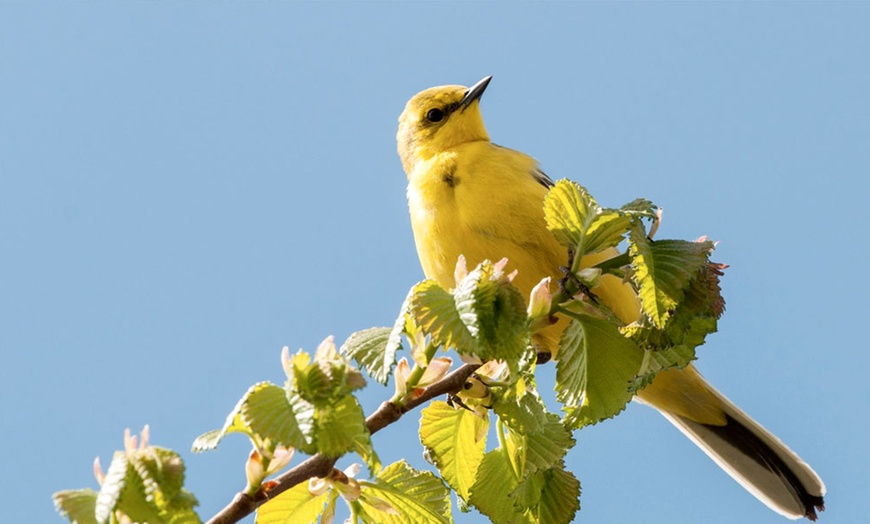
[[426, 108, 444, 122]]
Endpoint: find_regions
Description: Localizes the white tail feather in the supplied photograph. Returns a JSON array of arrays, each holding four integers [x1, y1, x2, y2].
[[638, 380, 825, 519]]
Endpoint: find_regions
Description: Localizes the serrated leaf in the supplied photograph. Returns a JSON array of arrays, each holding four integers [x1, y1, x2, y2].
[[628, 227, 714, 328], [357, 460, 451, 524], [191, 429, 224, 453], [453, 261, 529, 365], [241, 382, 309, 450], [94, 452, 128, 523], [468, 450, 530, 524], [491, 377, 549, 435], [341, 327, 398, 385], [53, 489, 99, 524], [130, 447, 192, 513], [255, 481, 329, 524], [533, 464, 581, 524], [511, 469, 546, 512], [95, 451, 166, 524], [419, 400, 488, 501], [620, 197, 657, 217], [544, 180, 654, 259], [192, 383, 262, 453], [410, 279, 478, 353], [556, 317, 644, 428], [543, 179, 598, 248], [582, 209, 637, 256], [314, 395, 376, 469], [624, 261, 726, 389], [505, 414, 574, 479]]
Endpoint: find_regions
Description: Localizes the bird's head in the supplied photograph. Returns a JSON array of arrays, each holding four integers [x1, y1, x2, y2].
[[397, 76, 492, 175]]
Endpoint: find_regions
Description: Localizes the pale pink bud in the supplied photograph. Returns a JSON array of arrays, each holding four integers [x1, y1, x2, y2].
[[418, 357, 452, 387], [308, 477, 330, 496], [454, 255, 468, 287], [281, 346, 293, 378], [245, 449, 265, 488], [264, 446, 294, 477], [315, 336, 337, 361], [649, 208, 663, 239], [527, 277, 553, 319], [123, 428, 136, 454], [93, 457, 105, 486], [394, 358, 411, 398], [139, 425, 150, 449]]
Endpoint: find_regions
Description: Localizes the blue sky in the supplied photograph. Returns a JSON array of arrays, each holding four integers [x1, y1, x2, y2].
[[2, 3, 868, 523]]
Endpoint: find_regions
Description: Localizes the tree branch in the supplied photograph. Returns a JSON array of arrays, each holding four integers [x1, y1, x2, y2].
[[206, 362, 480, 524]]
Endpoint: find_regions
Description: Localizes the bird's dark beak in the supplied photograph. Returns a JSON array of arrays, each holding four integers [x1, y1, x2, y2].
[[460, 76, 492, 109]]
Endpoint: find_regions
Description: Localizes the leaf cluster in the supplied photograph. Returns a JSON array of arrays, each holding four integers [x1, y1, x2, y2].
[[53, 429, 200, 524], [54, 179, 726, 524]]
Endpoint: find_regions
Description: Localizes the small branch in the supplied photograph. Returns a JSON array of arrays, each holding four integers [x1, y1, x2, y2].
[[206, 363, 480, 524]]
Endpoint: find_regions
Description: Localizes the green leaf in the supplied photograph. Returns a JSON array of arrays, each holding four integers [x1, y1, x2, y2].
[[192, 382, 262, 453], [491, 377, 548, 436], [241, 382, 311, 450], [511, 469, 546, 512], [290, 347, 366, 407], [620, 197, 658, 217], [357, 460, 451, 524], [94, 452, 128, 523], [255, 481, 329, 524], [543, 179, 598, 248], [410, 279, 478, 353], [468, 450, 530, 524], [555, 317, 644, 428], [624, 261, 726, 389], [419, 400, 488, 501], [532, 464, 581, 524], [628, 227, 714, 328], [544, 180, 654, 258], [453, 261, 529, 366], [314, 395, 378, 471], [341, 327, 399, 386], [131, 447, 194, 513], [95, 451, 164, 524], [505, 414, 574, 479], [53, 489, 99, 524], [193, 382, 314, 454]]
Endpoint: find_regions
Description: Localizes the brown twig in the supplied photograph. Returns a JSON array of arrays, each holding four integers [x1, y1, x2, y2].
[[206, 362, 480, 524]]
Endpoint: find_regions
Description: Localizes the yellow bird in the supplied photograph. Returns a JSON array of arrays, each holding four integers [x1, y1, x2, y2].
[[397, 76, 826, 520]]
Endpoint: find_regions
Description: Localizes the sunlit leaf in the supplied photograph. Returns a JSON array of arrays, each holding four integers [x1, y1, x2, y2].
[[556, 317, 644, 428], [419, 401, 488, 501], [410, 279, 478, 353], [255, 481, 328, 524], [53, 489, 98, 524], [505, 414, 574, 478], [341, 327, 399, 386], [628, 226, 713, 328], [356, 460, 451, 524]]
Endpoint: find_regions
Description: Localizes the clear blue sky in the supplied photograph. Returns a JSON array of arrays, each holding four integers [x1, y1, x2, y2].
[[2, 3, 868, 523]]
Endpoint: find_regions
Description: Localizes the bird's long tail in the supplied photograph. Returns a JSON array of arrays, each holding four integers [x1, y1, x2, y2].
[[636, 366, 826, 520]]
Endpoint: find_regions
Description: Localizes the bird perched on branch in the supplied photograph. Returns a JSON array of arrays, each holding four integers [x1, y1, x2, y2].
[[397, 76, 825, 520]]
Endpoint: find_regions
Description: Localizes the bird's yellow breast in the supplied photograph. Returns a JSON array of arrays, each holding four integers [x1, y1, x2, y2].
[[406, 141, 565, 299]]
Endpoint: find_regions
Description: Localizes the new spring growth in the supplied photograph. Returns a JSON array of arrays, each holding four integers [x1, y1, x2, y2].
[[245, 445, 294, 493], [308, 464, 362, 502], [394, 356, 452, 400], [528, 277, 554, 332], [93, 425, 152, 486]]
